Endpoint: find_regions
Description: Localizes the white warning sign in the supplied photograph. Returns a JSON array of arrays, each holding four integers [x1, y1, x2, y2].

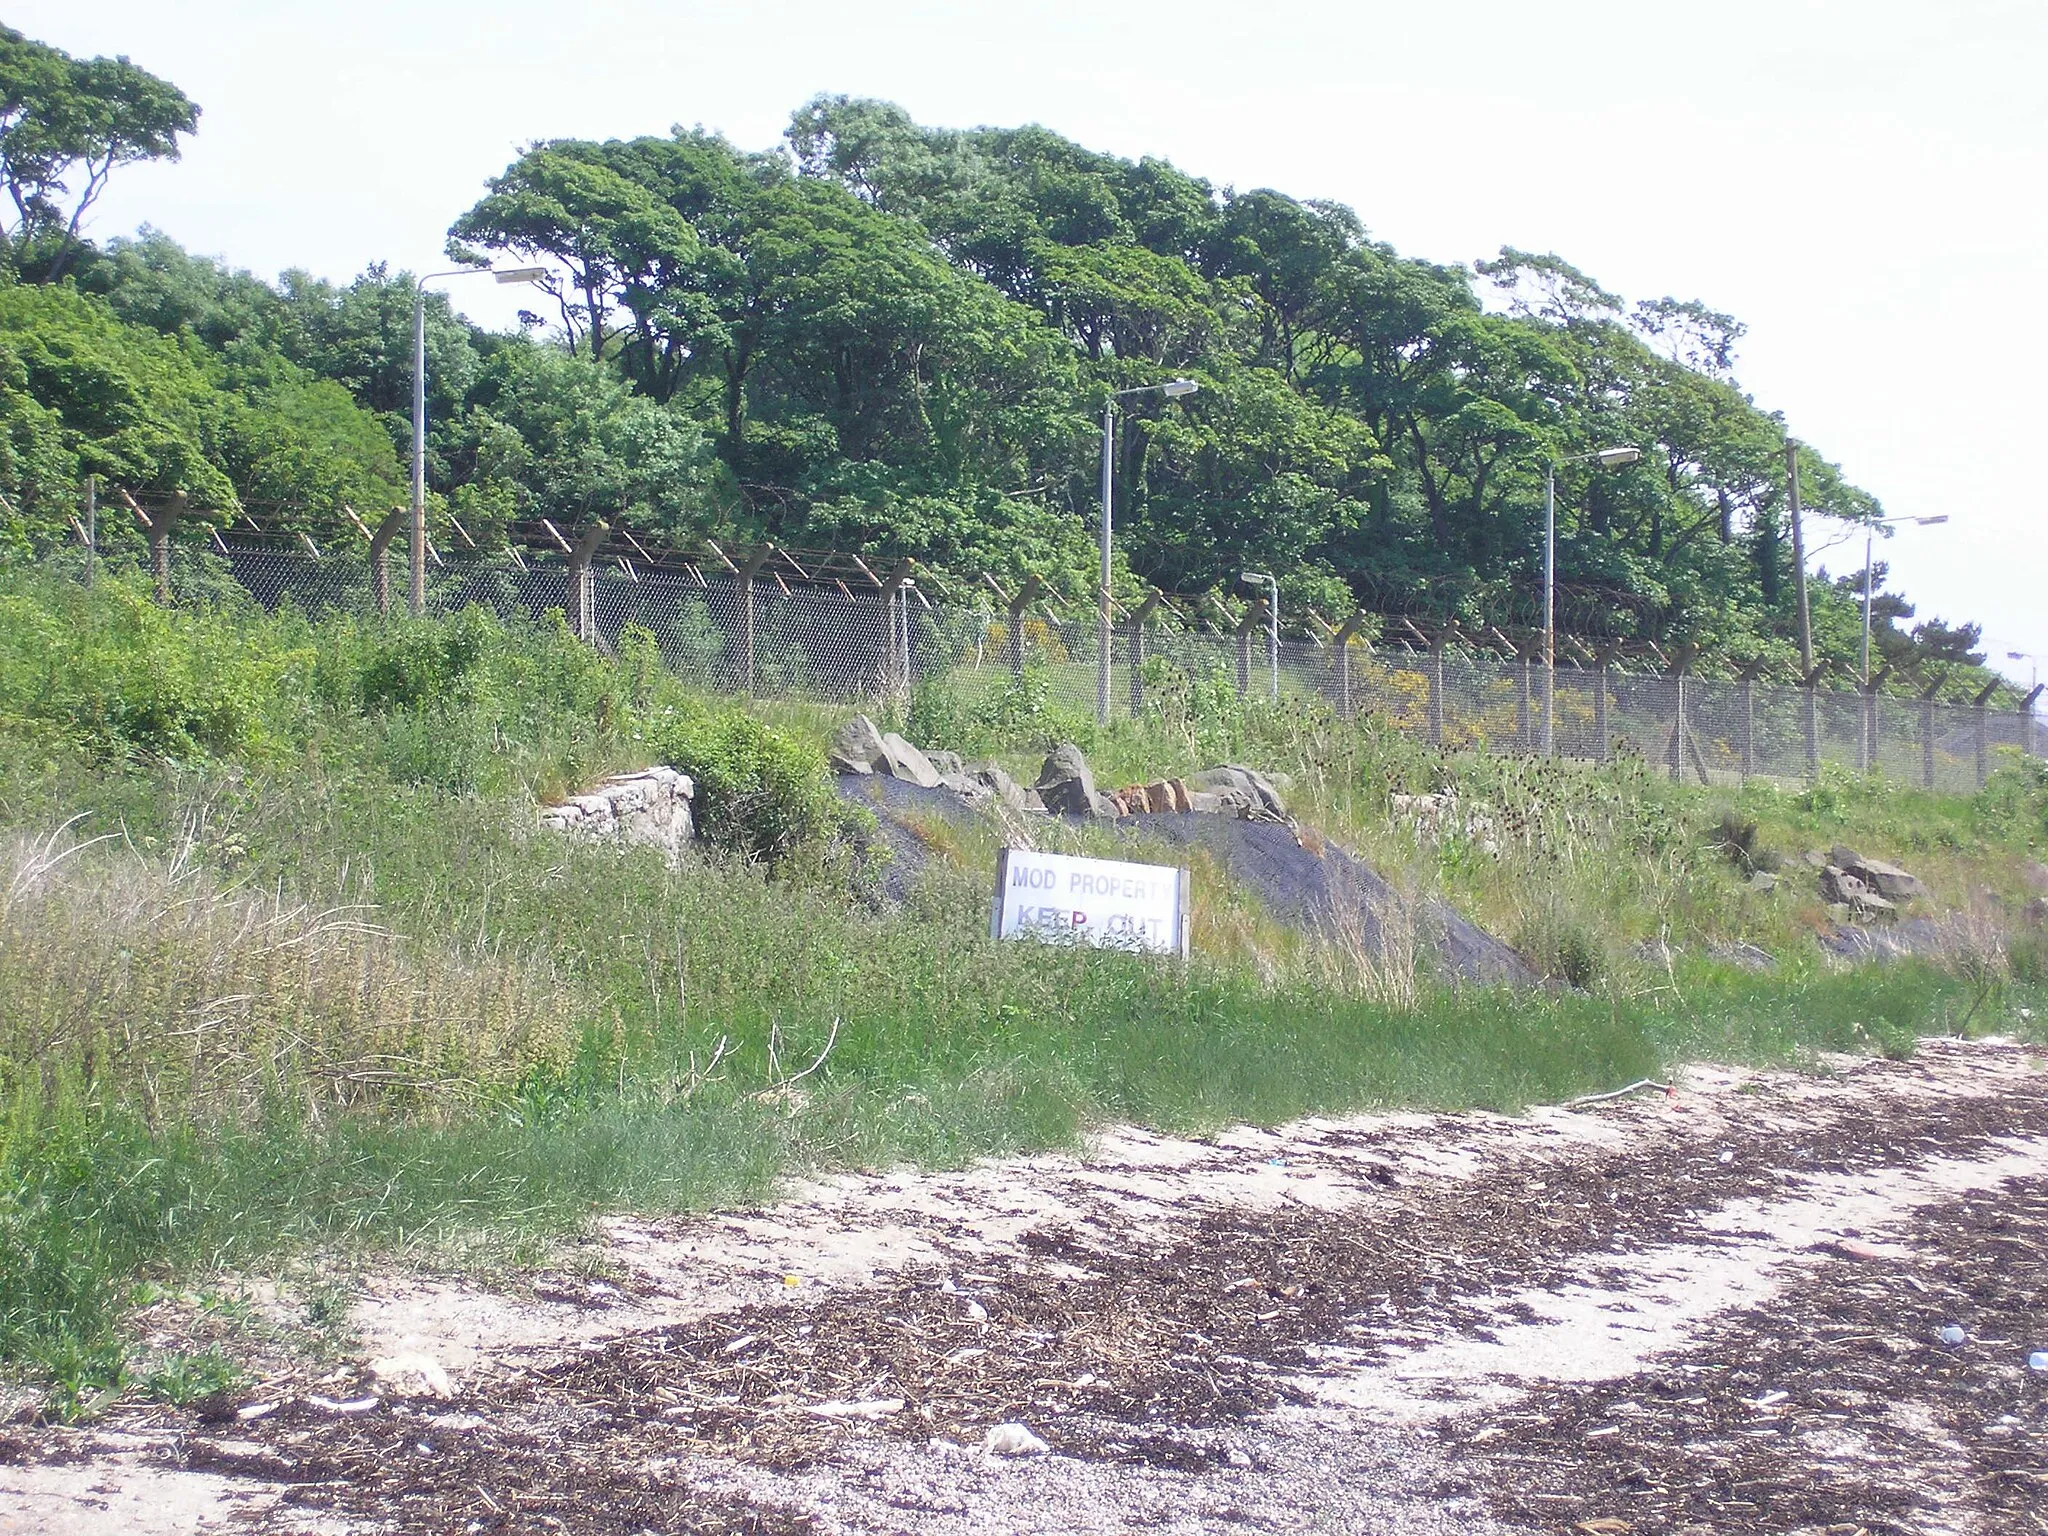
[[990, 847, 1189, 957]]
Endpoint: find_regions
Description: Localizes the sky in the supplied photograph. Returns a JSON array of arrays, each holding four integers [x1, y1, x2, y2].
[[18, 0, 2047, 685]]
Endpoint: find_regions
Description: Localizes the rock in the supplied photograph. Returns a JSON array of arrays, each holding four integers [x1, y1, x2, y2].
[[828, 714, 889, 774], [1035, 743, 1116, 817], [878, 732, 944, 788], [1745, 870, 1779, 894], [1708, 940, 1777, 972], [927, 749, 965, 777], [2024, 896, 2048, 930], [1831, 846, 1927, 902], [807, 1398, 905, 1420], [1187, 764, 1288, 820], [1635, 938, 1678, 966], [938, 771, 993, 806], [368, 1352, 453, 1399], [538, 767, 695, 862], [1186, 790, 1238, 816], [982, 1422, 1051, 1457], [967, 761, 1028, 812], [1819, 865, 1894, 917], [2023, 861, 2048, 894], [1802, 849, 1828, 869]]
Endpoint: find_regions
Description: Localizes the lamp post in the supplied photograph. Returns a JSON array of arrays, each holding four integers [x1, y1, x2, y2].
[[1098, 378, 1199, 723], [1542, 444, 1639, 753], [1860, 515, 1948, 682], [411, 264, 547, 615], [1240, 570, 1280, 700], [2010, 650, 2039, 693]]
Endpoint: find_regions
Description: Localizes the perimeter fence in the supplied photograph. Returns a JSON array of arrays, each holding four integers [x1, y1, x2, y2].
[[57, 536, 2045, 795]]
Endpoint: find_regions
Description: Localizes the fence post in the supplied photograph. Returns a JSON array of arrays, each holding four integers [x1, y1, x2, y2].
[[118, 488, 184, 604], [367, 508, 405, 616], [1003, 575, 1042, 677], [1972, 677, 2000, 786], [1128, 588, 1163, 718], [1858, 666, 1891, 775], [1666, 662, 1686, 782], [564, 521, 609, 643], [1332, 610, 1368, 718], [878, 559, 915, 701], [1236, 600, 1265, 697], [1801, 663, 1826, 783], [1593, 645, 1616, 763], [1427, 633, 1446, 746], [2022, 685, 2045, 760], [1919, 677, 1943, 789], [735, 543, 774, 694], [1737, 660, 1765, 780], [80, 476, 97, 588]]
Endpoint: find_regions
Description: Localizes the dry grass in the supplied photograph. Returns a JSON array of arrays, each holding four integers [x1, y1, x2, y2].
[[0, 825, 583, 1124]]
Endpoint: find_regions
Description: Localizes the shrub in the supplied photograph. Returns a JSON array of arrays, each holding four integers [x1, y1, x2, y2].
[[650, 702, 836, 862]]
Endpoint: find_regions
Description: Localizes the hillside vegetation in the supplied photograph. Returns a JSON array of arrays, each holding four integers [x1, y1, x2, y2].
[[1, 568, 2043, 1417]]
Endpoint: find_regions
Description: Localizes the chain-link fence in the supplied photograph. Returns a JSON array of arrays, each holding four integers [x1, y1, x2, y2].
[[82, 538, 2045, 792]]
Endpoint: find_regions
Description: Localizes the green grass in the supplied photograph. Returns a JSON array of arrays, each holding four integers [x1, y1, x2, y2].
[[2, 565, 2045, 1417]]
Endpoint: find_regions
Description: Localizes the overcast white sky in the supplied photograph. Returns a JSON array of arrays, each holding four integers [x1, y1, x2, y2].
[[18, 0, 2045, 683]]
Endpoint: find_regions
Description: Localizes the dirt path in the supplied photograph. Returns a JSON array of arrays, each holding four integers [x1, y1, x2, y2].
[[5, 1038, 2046, 1535]]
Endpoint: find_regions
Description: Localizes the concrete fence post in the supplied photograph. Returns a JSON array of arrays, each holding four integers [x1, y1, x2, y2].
[[368, 508, 405, 617], [564, 521, 609, 643], [1332, 610, 1368, 718], [1128, 589, 1163, 718], [119, 488, 185, 604], [1737, 661, 1765, 780], [2022, 685, 2045, 760], [1972, 678, 2001, 786], [1427, 635, 1446, 746], [1801, 664, 1826, 784], [1919, 678, 1943, 790]]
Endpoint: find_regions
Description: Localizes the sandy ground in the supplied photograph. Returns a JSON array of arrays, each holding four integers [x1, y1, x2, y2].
[[4, 1037, 2046, 1535]]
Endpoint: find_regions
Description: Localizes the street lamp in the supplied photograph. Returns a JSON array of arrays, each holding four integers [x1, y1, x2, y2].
[[410, 264, 548, 615], [1860, 515, 1948, 681], [1542, 445, 1639, 752], [1097, 378, 1200, 723], [1240, 571, 1280, 700]]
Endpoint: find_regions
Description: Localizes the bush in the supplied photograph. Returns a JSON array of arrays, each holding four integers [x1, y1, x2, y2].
[[650, 701, 837, 862], [0, 572, 285, 762]]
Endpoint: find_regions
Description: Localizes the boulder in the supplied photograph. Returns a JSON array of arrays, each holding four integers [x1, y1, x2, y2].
[[2023, 860, 2048, 895], [967, 761, 1028, 812], [1820, 864, 1896, 919], [2024, 895, 2048, 930], [1035, 743, 1116, 818], [828, 714, 889, 775], [1708, 940, 1777, 972], [1745, 870, 1779, 894], [539, 767, 695, 862], [938, 771, 993, 807], [877, 732, 944, 788], [928, 749, 966, 778], [1187, 764, 1288, 820], [1831, 846, 1927, 903]]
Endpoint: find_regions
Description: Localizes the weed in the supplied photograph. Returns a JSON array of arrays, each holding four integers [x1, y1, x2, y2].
[[139, 1347, 245, 1406]]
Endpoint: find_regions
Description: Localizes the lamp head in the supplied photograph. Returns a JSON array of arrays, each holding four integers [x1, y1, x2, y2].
[[1595, 446, 1641, 469], [495, 267, 549, 286], [1161, 378, 1200, 398]]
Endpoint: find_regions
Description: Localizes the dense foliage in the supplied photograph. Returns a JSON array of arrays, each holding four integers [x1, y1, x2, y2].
[[0, 27, 1990, 684]]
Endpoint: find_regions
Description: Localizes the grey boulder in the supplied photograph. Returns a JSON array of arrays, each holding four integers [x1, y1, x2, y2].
[[1035, 743, 1117, 818], [828, 714, 890, 775], [1829, 846, 1927, 903]]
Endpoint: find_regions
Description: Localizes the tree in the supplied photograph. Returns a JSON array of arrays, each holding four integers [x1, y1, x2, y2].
[[0, 27, 197, 281]]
